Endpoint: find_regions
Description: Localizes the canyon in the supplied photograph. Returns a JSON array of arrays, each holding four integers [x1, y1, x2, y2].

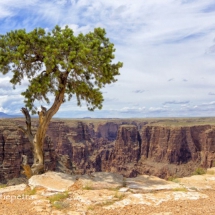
[[0, 117, 215, 183]]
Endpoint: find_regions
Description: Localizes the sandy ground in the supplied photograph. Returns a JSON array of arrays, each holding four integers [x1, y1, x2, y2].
[[0, 190, 215, 215]]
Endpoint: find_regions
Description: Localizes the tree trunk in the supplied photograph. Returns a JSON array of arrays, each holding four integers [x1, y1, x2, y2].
[[19, 107, 47, 174], [19, 72, 68, 176], [31, 106, 48, 174]]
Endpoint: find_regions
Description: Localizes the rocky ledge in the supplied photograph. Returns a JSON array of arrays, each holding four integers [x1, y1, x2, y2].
[[1, 169, 215, 215]]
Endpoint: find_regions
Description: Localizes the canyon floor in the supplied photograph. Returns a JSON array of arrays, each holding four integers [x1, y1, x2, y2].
[[1, 168, 215, 215]]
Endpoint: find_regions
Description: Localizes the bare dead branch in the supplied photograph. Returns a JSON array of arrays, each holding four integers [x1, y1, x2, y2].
[[20, 107, 34, 145]]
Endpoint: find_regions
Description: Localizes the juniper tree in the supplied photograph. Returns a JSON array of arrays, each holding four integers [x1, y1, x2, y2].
[[0, 25, 122, 174]]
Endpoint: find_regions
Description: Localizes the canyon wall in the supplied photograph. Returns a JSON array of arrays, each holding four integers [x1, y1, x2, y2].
[[0, 119, 215, 182]]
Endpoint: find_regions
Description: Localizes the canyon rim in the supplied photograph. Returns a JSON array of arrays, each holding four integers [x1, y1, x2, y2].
[[1, 117, 215, 183]]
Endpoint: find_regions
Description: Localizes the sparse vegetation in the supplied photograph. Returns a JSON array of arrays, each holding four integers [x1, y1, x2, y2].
[[25, 187, 37, 195], [173, 187, 188, 192], [87, 191, 125, 211], [113, 191, 125, 200], [49, 191, 69, 203], [48, 191, 69, 209], [83, 182, 93, 190], [87, 205, 96, 211], [167, 176, 180, 183], [0, 184, 7, 189], [98, 200, 116, 206], [122, 177, 127, 187], [189, 187, 198, 191], [51, 201, 70, 209], [108, 186, 121, 191], [192, 167, 206, 175]]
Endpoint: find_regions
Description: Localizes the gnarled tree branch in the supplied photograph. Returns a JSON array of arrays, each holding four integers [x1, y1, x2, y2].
[[20, 107, 34, 146]]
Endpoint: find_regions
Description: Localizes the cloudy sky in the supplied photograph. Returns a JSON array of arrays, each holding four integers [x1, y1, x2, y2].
[[0, 0, 215, 118]]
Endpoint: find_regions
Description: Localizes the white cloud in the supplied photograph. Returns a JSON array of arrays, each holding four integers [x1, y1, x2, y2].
[[120, 106, 146, 113], [1, 0, 215, 117], [201, 101, 215, 106], [0, 106, 9, 113], [149, 107, 168, 112], [0, 76, 12, 88]]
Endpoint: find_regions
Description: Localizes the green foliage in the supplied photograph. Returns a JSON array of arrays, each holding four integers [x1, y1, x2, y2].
[[108, 186, 121, 191], [167, 176, 180, 183], [192, 167, 206, 175], [0, 25, 122, 114], [173, 187, 188, 192], [0, 184, 7, 189], [87, 205, 96, 211], [25, 187, 37, 195], [89, 191, 125, 209], [48, 191, 69, 209], [122, 177, 127, 187], [113, 191, 125, 200], [189, 187, 198, 191]]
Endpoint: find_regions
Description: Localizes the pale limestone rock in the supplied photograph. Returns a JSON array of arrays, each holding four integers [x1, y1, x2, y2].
[[73, 189, 115, 205], [104, 191, 208, 210], [179, 170, 215, 190], [172, 191, 208, 200], [29, 171, 124, 192], [24, 171, 212, 212], [119, 187, 129, 192], [31, 199, 50, 205], [0, 184, 26, 194], [126, 175, 182, 192], [29, 171, 76, 192]]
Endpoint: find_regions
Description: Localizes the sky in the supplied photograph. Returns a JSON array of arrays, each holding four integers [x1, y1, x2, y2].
[[0, 0, 215, 118]]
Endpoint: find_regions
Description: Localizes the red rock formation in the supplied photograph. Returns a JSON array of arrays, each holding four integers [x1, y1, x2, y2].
[[0, 120, 56, 183], [106, 125, 141, 176], [1, 119, 215, 182], [100, 124, 215, 178], [136, 125, 215, 178]]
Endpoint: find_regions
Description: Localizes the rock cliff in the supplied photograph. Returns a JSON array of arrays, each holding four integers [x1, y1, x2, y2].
[[0, 118, 215, 182]]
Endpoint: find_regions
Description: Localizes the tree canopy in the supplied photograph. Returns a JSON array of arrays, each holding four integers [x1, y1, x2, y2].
[[0, 25, 122, 114]]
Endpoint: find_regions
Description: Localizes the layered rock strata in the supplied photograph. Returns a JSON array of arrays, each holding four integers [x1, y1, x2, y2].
[[0, 119, 215, 182]]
